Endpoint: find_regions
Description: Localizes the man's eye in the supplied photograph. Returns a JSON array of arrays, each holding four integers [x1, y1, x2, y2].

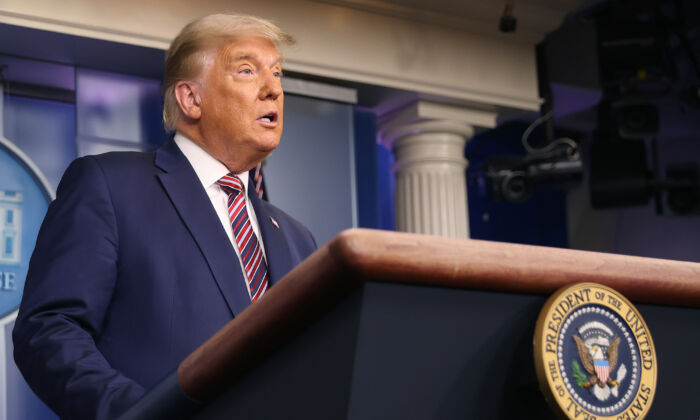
[[273, 71, 283, 79], [239, 68, 253, 75]]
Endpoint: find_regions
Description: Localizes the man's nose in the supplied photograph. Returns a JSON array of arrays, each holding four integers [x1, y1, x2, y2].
[[259, 70, 282, 100]]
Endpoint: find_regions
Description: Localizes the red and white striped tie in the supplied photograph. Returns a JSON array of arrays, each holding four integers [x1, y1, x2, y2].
[[217, 174, 269, 302], [252, 162, 264, 199]]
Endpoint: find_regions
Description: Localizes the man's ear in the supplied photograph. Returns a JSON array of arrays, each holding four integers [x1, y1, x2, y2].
[[174, 81, 202, 121]]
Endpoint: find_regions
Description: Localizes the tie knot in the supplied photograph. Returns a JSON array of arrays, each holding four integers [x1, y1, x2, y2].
[[217, 173, 245, 195]]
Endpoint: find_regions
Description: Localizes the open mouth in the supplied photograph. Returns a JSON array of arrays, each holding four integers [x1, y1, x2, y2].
[[258, 112, 278, 123]]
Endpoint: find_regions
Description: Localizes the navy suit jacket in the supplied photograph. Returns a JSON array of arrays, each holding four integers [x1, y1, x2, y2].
[[12, 140, 317, 419]]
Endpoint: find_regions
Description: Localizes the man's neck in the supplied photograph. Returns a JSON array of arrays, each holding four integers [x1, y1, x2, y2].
[[174, 124, 260, 173]]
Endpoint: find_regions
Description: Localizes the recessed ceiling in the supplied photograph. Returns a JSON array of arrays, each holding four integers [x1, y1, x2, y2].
[[313, 0, 590, 40]]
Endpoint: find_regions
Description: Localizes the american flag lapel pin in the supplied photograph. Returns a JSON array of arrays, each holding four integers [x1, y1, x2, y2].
[[270, 216, 280, 229]]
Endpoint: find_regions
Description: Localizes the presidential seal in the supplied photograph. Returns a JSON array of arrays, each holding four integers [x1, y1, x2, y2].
[[534, 282, 657, 419]]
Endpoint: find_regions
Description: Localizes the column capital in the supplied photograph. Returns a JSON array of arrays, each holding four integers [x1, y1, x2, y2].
[[378, 100, 498, 149]]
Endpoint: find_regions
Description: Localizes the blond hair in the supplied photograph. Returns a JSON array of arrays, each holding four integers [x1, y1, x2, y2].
[[162, 14, 295, 131]]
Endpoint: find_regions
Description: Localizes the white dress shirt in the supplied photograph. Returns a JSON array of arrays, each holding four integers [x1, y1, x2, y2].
[[174, 132, 267, 299]]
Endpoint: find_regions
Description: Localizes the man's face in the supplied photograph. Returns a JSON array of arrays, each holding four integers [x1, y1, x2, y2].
[[197, 36, 284, 172]]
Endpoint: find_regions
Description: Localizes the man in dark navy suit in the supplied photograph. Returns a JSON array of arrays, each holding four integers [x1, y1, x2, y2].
[[12, 14, 316, 420]]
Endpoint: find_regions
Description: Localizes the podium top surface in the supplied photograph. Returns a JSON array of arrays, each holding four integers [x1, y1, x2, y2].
[[326, 229, 700, 307]]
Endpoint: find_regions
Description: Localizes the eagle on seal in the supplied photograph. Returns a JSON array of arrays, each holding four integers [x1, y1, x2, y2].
[[573, 335, 620, 388]]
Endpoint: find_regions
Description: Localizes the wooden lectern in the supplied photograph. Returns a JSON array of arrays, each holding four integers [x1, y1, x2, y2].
[[121, 229, 700, 419]]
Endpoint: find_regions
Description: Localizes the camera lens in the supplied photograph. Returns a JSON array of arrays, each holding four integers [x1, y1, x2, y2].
[[501, 171, 531, 202]]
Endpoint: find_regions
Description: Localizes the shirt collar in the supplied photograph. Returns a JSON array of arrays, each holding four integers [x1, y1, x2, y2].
[[174, 132, 249, 190]]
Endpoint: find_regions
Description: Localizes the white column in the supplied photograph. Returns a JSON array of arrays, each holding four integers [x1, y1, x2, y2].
[[380, 101, 497, 238]]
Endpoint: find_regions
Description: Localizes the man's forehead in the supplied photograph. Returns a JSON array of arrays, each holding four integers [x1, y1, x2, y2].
[[230, 52, 283, 64], [219, 39, 282, 65]]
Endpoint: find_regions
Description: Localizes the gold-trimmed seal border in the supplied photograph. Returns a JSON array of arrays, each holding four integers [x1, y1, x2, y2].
[[533, 282, 657, 420]]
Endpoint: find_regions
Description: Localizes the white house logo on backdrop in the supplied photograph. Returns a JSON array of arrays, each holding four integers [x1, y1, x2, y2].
[[0, 139, 50, 318], [0, 191, 23, 288], [0, 137, 54, 420]]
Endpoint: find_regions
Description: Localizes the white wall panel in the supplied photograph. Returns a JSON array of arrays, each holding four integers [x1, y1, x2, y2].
[[0, 0, 542, 111]]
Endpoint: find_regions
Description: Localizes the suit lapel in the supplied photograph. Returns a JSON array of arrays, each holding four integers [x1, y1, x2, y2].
[[155, 140, 251, 316], [248, 179, 293, 287]]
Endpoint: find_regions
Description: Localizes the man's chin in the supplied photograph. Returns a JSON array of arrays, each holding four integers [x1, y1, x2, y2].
[[257, 137, 281, 154], [246, 145, 277, 167], [255, 147, 275, 163]]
